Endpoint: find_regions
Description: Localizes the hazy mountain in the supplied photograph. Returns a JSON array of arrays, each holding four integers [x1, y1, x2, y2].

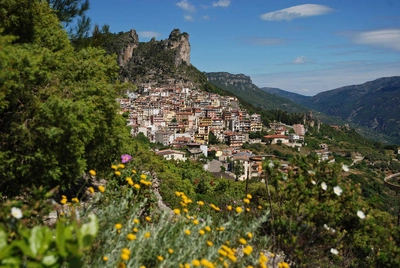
[[262, 77, 400, 144], [205, 72, 310, 113]]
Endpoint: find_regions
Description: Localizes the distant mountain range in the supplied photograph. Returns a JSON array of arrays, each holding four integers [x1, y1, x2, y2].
[[205, 72, 309, 113], [262, 76, 400, 144]]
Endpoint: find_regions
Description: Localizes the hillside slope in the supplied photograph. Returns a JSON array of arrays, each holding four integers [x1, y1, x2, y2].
[[261, 77, 400, 144], [206, 72, 310, 113], [302, 77, 400, 143]]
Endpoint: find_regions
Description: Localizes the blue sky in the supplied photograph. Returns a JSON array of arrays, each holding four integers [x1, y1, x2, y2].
[[87, 0, 400, 96]]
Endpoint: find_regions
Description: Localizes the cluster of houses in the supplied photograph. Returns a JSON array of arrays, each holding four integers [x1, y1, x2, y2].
[[118, 86, 310, 181]]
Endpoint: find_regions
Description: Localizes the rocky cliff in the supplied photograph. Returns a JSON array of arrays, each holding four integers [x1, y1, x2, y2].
[[206, 72, 257, 91], [104, 28, 198, 87]]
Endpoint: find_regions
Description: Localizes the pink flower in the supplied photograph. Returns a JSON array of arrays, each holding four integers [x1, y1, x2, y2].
[[121, 154, 132, 163]]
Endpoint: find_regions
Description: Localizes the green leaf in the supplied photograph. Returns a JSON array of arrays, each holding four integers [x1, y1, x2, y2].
[[55, 222, 67, 257], [12, 240, 34, 259], [0, 228, 7, 251], [78, 213, 98, 250], [41, 254, 58, 266], [1, 256, 21, 266], [29, 226, 53, 257]]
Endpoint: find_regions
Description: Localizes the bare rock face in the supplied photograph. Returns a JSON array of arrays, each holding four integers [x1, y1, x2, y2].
[[167, 29, 190, 66], [117, 29, 139, 67]]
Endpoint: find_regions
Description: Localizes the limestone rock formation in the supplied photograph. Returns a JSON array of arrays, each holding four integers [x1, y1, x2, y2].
[[117, 29, 139, 67], [167, 29, 190, 66]]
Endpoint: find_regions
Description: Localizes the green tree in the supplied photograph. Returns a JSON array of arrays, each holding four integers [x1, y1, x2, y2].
[[0, 1, 131, 197], [233, 160, 245, 181]]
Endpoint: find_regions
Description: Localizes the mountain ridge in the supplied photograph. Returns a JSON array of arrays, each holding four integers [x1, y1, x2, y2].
[[262, 76, 400, 144]]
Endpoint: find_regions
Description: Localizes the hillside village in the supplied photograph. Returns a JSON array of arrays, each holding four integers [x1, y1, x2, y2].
[[118, 86, 313, 181]]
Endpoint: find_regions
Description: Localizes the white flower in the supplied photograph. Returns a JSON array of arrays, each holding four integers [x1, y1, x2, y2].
[[308, 170, 315, 176], [311, 180, 316, 185], [333, 186, 343, 196], [330, 248, 339, 255], [282, 175, 287, 181], [323, 224, 330, 230], [321, 182, 327, 191], [357, 210, 366, 219], [342, 165, 349, 172], [11, 207, 22, 219]]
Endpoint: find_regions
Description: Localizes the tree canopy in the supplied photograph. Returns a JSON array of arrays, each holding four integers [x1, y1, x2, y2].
[[0, 0, 131, 197]]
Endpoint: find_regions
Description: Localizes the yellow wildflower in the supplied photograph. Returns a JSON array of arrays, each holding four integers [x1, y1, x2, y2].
[[197, 201, 204, 206], [206, 241, 213, 247], [127, 234, 136, 241], [118, 262, 126, 268], [134, 184, 140, 189], [205, 226, 211, 232], [183, 208, 189, 213], [118, 164, 125, 169], [184, 229, 191, 235], [243, 198, 250, 204], [71, 197, 79, 203], [227, 205, 232, 211], [115, 223, 122, 229], [121, 248, 130, 255], [133, 218, 140, 224], [239, 238, 247, 245], [88, 187, 95, 194], [98, 185, 105, 193], [218, 249, 227, 256], [120, 253, 130, 261], [235, 207, 243, 213], [168, 248, 174, 254], [243, 245, 253, 255], [132, 169, 137, 174], [145, 216, 151, 222], [140, 174, 147, 179], [192, 259, 201, 267], [199, 229, 205, 235], [247, 232, 253, 239], [218, 227, 225, 231], [246, 208, 251, 212], [133, 227, 138, 233], [115, 171, 121, 176], [246, 194, 252, 199], [89, 170, 96, 176], [144, 232, 151, 238], [193, 219, 199, 225], [111, 165, 118, 170], [157, 256, 164, 261], [102, 256, 108, 262], [60, 198, 67, 204], [258, 205, 262, 209], [173, 208, 181, 215], [227, 254, 237, 263]]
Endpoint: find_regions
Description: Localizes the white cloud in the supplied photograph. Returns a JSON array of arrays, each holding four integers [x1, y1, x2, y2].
[[351, 29, 400, 51], [203, 15, 210, 20], [176, 0, 196, 12], [138, 31, 160, 39], [184, 15, 194, 21], [212, 0, 231, 8], [260, 4, 334, 21], [293, 56, 308, 64]]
